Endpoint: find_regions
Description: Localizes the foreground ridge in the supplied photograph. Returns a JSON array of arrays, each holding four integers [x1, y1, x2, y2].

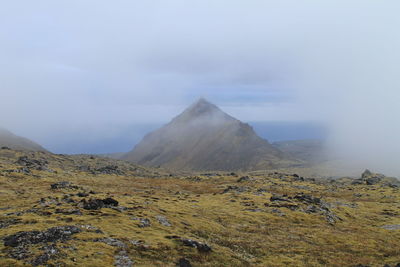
[[0, 149, 399, 266]]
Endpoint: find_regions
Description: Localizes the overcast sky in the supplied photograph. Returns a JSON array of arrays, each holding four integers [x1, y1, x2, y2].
[[1, 1, 399, 174]]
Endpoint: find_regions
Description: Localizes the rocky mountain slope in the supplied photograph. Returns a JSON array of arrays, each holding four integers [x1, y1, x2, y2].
[[0, 148, 399, 266], [123, 99, 299, 171], [0, 128, 47, 152]]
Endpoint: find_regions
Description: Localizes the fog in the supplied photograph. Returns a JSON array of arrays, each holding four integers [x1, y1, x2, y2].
[[0, 1, 399, 175]]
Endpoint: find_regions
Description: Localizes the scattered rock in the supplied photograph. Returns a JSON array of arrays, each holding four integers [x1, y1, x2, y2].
[[295, 193, 341, 224], [244, 208, 263, 212], [77, 192, 89, 197], [31, 244, 59, 266], [270, 208, 286, 216], [361, 169, 373, 179], [222, 186, 249, 194], [237, 176, 251, 182], [111, 206, 128, 212], [0, 218, 22, 229], [270, 194, 290, 202], [130, 240, 145, 246], [254, 188, 268, 196], [202, 173, 221, 177], [291, 185, 311, 190], [181, 239, 212, 253], [39, 197, 57, 205], [155, 215, 171, 227], [360, 169, 386, 185], [351, 179, 364, 185], [381, 224, 400, 230], [187, 176, 202, 182], [62, 195, 77, 204], [385, 182, 400, 188], [328, 201, 358, 209], [132, 217, 151, 228], [16, 156, 52, 171], [8, 245, 31, 260], [365, 177, 381, 185], [296, 178, 306, 183], [114, 251, 133, 267], [293, 193, 321, 205], [324, 212, 341, 224], [265, 202, 299, 211], [4, 225, 81, 247], [81, 198, 119, 210], [51, 181, 80, 190], [78, 165, 91, 172], [268, 193, 341, 224], [2, 167, 31, 174], [95, 237, 126, 248], [103, 197, 119, 206], [81, 199, 104, 210], [55, 209, 82, 215], [95, 165, 123, 175], [77, 224, 103, 233], [177, 258, 192, 267]]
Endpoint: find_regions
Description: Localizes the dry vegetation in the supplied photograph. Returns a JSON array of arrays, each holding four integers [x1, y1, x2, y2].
[[0, 149, 399, 266]]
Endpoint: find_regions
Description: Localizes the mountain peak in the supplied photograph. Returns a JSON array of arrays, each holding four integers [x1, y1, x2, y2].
[[170, 98, 232, 124], [195, 97, 214, 106], [123, 99, 297, 171], [187, 98, 219, 114]]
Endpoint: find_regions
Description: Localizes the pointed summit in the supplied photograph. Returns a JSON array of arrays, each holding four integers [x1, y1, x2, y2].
[[190, 97, 217, 109], [172, 98, 235, 125], [181, 98, 220, 116], [122, 100, 298, 171], [193, 97, 212, 106]]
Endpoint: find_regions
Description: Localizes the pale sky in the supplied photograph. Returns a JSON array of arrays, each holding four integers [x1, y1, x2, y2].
[[1, 1, 400, 174]]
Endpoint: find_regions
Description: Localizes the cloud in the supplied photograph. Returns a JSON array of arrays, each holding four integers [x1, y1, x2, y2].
[[0, 0, 399, 175]]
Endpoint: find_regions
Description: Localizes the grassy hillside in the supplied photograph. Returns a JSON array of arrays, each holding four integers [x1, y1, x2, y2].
[[0, 149, 399, 266]]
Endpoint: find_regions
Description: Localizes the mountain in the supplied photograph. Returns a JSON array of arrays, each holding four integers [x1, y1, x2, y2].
[[0, 128, 48, 152], [122, 99, 299, 171]]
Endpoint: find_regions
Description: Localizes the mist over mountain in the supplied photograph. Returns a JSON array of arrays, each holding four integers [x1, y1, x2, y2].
[[272, 139, 329, 164], [123, 99, 299, 171], [7, 121, 323, 155], [0, 1, 399, 175], [0, 128, 47, 152]]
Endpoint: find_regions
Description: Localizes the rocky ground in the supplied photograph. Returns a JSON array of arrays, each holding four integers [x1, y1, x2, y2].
[[0, 148, 399, 266]]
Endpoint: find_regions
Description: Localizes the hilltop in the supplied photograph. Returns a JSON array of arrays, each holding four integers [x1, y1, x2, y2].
[[123, 99, 299, 171]]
